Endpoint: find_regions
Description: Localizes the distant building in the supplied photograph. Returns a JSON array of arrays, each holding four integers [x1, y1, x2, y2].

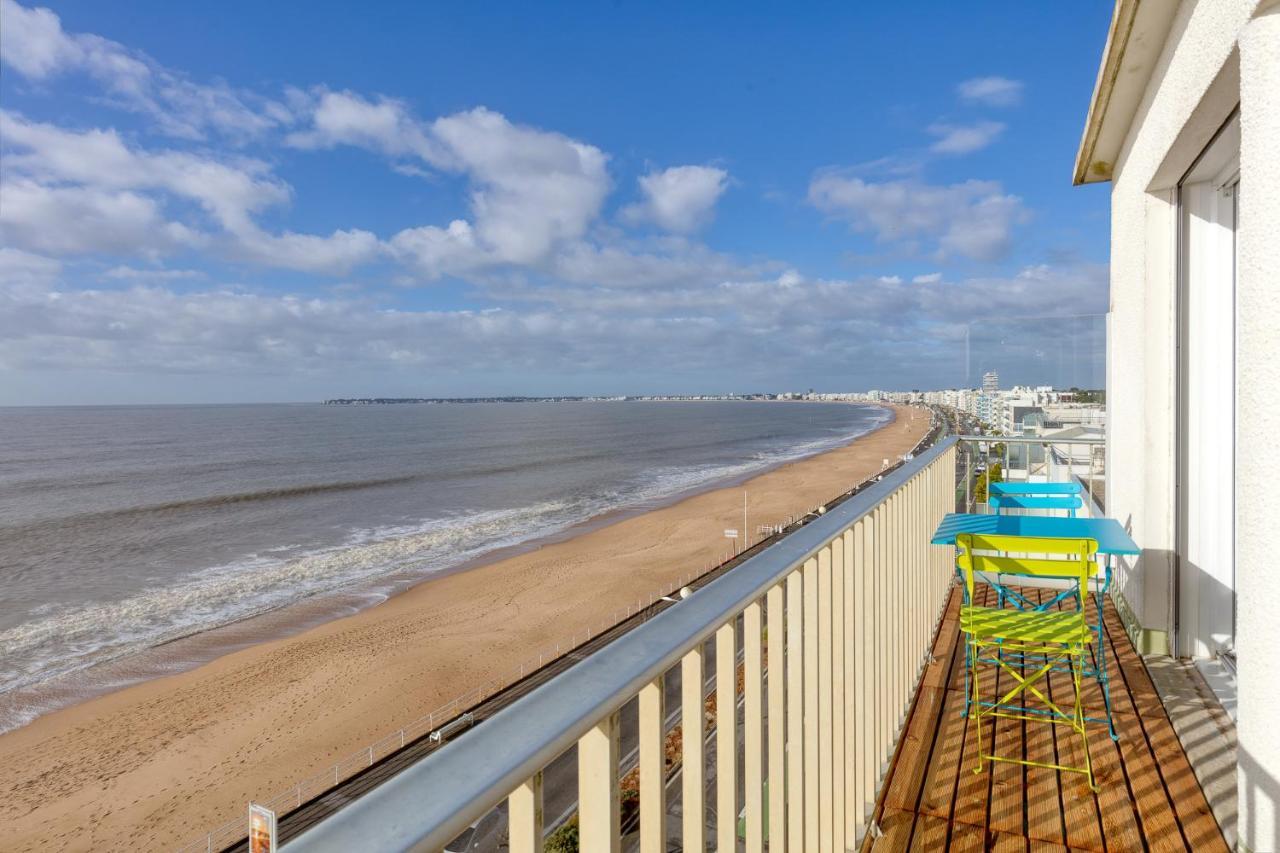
[[982, 371, 999, 394]]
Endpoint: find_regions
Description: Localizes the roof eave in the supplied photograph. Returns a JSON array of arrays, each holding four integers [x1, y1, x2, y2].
[[1073, 0, 1180, 186]]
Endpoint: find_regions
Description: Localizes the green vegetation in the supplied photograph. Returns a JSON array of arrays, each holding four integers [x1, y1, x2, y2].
[[1067, 387, 1106, 404], [973, 461, 1003, 504], [545, 817, 579, 853]]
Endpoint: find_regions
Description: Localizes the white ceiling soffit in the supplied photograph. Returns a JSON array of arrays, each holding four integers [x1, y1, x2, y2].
[[1073, 0, 1181, 185]]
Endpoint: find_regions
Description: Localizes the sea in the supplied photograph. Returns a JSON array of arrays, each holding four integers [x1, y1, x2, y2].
[[0, 400, 890, 732]]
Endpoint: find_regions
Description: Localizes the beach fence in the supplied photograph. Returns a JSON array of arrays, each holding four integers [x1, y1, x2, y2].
[[177, 408, 943, 852]]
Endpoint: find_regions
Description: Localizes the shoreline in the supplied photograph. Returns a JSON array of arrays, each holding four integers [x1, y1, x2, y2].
[[0, 402, 891, 736], [0, 404, 930, 852]]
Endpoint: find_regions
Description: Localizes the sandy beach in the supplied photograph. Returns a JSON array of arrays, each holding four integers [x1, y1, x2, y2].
[[0, 403, 931, 851]]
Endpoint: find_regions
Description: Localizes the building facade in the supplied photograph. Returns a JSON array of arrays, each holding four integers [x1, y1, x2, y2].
[[1074, 1, 1279, 848]]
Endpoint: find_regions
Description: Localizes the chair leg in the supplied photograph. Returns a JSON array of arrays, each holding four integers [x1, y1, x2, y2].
[[1073, 647, 1099, 792], [969, 638, 985, 775], [1094, 593, 1119, 741]]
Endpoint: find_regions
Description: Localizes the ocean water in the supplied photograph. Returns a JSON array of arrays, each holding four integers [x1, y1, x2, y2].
[[0, 400, 889, 730]]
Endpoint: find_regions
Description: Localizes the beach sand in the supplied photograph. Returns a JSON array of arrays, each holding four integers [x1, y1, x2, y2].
[[0, 404, 931, 851]]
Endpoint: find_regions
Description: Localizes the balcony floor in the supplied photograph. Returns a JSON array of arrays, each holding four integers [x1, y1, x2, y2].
[[867, 586, 1229, 852]]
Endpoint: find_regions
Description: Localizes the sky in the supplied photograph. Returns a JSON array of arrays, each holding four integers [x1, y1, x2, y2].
[[0, 0, 1114, 405]]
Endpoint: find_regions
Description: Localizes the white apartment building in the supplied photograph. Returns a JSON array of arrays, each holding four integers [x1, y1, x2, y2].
[[1074, 1, 1279, 848]]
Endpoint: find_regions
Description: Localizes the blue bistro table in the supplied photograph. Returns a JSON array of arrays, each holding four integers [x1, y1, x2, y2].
[[931, 513, 1140, 740]]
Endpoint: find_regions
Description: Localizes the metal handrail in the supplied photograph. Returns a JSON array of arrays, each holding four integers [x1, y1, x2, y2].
[[954, 434, 1104, 445], [283, 436, 958, 851]]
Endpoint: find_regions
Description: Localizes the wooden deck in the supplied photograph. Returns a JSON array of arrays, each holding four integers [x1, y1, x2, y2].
[[867, 585, 1228, 852]]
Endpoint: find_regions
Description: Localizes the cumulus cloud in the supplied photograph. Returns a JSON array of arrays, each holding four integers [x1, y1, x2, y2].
[[285, 89, 439, 162], [807, 172, 1029, 262], [956, 76, 1024, 107], [290, 96, 613, 276], [103, 266, 206, 282], [0, 111, 379, 272], [927, 121, 1005, 155], [0, 262, 1107, 390], [622, 165, 729, 232], [0, 0, 286, 140], [912, 272, 942, 284]]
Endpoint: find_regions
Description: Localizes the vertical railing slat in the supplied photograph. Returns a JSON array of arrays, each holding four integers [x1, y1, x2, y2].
[[682, 646, 705, 852], [639, 677, 664, 853], [852, 519, 870, 841], [831, 533, 847, 853], [786, 568, 805, 853], [578, 713, 620, 853], [716, 621, 738, 852], [803, 556, 821, 852], [507, 773, 543, 853], [744, 600, 764, 853], [767, 582, 787, 853], [818, 545, 834, 852]]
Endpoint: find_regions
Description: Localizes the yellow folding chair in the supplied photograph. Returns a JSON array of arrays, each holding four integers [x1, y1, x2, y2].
[[957, 532, 1101, 791]]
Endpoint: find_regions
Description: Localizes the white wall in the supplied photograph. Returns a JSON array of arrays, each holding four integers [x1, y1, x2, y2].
[[1236, 5, 1280, 849], [1106, 0, 1256, 651], [1105, 1, 1278, 848]]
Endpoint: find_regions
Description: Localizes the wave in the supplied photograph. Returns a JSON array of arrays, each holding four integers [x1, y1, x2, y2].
[[0, 407, 890, 723], [0, 474, 424, 533], [0, 498, 589, 706]]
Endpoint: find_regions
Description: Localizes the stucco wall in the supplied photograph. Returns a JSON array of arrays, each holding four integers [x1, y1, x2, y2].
[[1236, 5, 1280, 849], [1105, 0, 1278, 848], [1105, 0, 1256, 647]]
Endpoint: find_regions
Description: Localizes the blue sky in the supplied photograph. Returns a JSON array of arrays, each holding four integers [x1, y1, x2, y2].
[[0, 0, 1113, 404]]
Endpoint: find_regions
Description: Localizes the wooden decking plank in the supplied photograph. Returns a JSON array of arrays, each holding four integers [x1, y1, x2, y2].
[[989, 827, 1031, 852], [869, 808, 915, 852], [947, 821, 987, 853], [917, 686, 970, 821], [906, 811, 950, 851], [987, 685, 1028, 837], [950, 654, 998, 830], [1037, 579, 1109, 853], [882, 685, 947, 812], [1101, 607, 1229, 853], [1023, 590, 1067, 848], [1084, 712, 1144, 852]]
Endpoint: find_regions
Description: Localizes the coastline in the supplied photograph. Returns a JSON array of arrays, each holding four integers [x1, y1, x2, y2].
[[0, 403, 930, 851], [0, 400, 891, 736]]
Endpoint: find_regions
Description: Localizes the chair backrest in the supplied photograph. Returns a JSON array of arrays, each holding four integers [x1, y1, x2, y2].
[[988, 482, 1082, 496], [955, 533, 1098, 606], [989, 494, 1084, 515]]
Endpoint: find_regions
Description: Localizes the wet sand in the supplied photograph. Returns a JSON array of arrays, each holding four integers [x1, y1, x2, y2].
[[0, 404, 930, 851]]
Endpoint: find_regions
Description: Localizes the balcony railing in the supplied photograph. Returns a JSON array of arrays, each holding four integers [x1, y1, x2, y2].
[[955, 434, 1106, 516], [284, 438, 959, 852]]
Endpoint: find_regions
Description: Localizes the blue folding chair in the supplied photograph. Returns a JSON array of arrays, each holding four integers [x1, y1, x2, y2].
[[989, 481, 1083, 517]]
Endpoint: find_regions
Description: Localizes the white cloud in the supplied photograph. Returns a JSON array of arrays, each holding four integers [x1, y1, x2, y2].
[[1, 111, 378, 272], [429, 108, 610, 265], [807, 172, 1029, 262], [0, 180, 200, 255], [287, 100, 615, 276], [956, 76, 1024, 107], [622, 165, 729, 232], [0, 0, 285, 140], [912, 273, 942, 284], [877, 275, 903, 284], [927, 121, 1005, 155], [0, 262, 1108, 383], [103, 266, 205, 282], [285, 89, 439, 162]]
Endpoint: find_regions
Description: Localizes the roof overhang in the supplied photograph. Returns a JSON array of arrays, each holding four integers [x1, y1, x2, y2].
[[1073, 0, 1181, 185]]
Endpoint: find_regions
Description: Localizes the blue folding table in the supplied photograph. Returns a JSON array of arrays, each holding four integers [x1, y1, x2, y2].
[[931, 512, 1139, 740]]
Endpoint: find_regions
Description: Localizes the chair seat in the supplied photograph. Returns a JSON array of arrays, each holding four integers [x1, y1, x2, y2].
[[960, 605, 1091, 644]]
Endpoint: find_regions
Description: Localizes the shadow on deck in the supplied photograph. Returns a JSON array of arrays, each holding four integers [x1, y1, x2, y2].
[[866, 586, 1229, 852]]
